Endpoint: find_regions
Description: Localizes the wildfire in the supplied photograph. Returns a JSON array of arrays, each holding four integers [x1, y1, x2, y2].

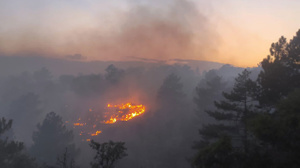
[[91, 130, 102, 136], [103, 103, 146, 124], [68, 102, 146, 141]]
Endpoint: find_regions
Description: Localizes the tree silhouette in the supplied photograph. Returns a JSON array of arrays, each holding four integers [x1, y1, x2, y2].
[[250, 89, 300, 167], [193, 135, 233, 168], [105, 64, 124, 84], [155, 73, 186, 134], [31, 112, 78, 165], [157, 73, 185, 106], [56, 148, 77, 168], [90, 140, 127, 168], [194, 70, 226, 115], [257, 30, 300, 108], [153, 73, 192, 167], [0, 117, 37, 168], [193, 69, 257, 168]]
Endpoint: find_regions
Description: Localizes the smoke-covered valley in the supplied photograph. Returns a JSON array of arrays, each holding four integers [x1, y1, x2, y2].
[[0, 55, 258, 167]]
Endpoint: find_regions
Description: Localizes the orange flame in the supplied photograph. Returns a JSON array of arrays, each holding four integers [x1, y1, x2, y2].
[[91, 130, 102, 136], [68, 102, 145, 141], [103, 103, 146, 124]]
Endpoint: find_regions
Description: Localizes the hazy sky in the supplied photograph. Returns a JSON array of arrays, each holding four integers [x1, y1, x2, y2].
[[0, 0, 299, 67]]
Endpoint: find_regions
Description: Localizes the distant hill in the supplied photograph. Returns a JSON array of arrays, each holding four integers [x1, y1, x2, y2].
[[0, 56, 224, 77]]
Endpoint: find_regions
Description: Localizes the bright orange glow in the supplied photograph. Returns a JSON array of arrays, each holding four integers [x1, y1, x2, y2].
[[68, 103, 146, 141], [102, 103, 146, 124], [91, 130, 102, 136], [104, 117, 117, 124]]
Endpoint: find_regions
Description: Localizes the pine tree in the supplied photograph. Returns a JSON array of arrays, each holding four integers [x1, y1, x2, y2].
[[31, 112, 78, 165], [250, 89, 300, 167], [193, 69, 257, 168], [194, 70, 226, 116], [157, 73, 185, 106], [90, 140, 127, 168], [257, 30, 300, 107]]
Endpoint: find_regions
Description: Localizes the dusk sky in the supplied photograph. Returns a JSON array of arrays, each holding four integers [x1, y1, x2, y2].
[[1, 0, 299, 67]]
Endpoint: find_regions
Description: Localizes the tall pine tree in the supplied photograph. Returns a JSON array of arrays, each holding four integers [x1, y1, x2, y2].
[[193, 69, 257, 168], [257, 30, 300, 108]]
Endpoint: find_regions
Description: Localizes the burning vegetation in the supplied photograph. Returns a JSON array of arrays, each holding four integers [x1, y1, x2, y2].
[[103, 103, 146, 124], [71, 102, 146, 141]]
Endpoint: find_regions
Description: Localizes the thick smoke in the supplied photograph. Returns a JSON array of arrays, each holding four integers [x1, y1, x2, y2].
[[0, 1, 256, 167], [0, 0, 218, 62]]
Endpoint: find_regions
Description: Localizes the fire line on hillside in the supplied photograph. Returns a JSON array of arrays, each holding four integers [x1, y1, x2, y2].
[[71, 103, 146, 141], [103, 103, 146, 124]]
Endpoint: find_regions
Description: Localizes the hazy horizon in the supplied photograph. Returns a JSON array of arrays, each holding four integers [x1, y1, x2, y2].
[[1, 0, 299, 67]]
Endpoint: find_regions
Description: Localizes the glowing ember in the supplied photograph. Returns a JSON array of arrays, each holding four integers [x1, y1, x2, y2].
[[91, 130, 102, 136], [102, 103, 146, 124]]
